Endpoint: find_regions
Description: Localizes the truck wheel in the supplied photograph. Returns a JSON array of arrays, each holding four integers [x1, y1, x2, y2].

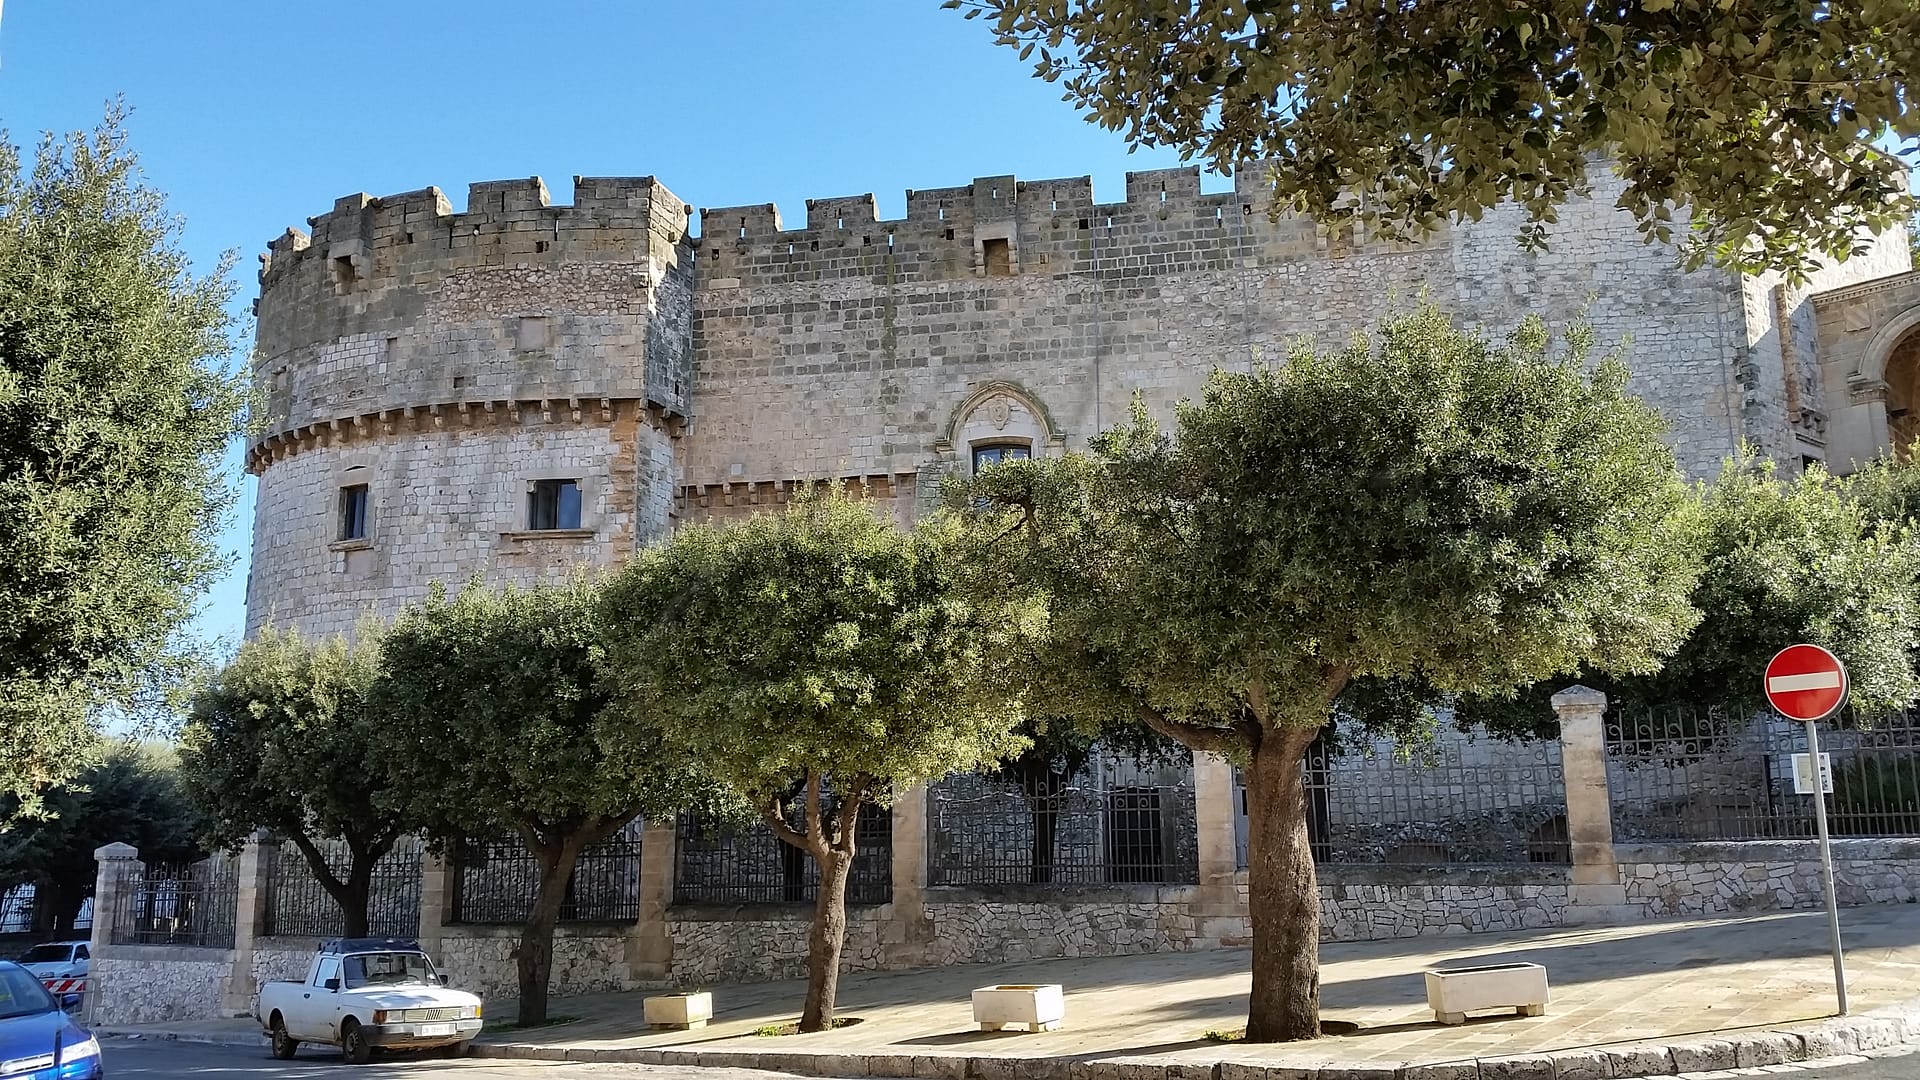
[[340, 1020, 372, 1065], [269, 1016, 298, 1060]]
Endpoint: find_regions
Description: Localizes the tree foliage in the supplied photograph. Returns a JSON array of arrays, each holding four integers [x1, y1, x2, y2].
[[949, 0, 1920, 279], [0, 743, 203, 934], [179, 626, 406, 938], [948, 304, 1702, 1040], [599, 488, 1033, 1031], [0, 104, 246, 809], [374, 580, 699, 1027], [1464, 455, 1920, 736]]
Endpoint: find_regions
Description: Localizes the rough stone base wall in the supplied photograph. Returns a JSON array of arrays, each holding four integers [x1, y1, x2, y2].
[[91, 949, 234, 1025], [925, 890, 1202, 965], [436, 926, 635, 1002], [1618, 839, 1920, 918], [667, 908, 887, 987], [1315, 867, 1573, 940]]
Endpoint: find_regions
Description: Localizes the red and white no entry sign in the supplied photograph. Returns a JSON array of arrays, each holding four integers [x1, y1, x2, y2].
[[1764, 643, 1849, 722]]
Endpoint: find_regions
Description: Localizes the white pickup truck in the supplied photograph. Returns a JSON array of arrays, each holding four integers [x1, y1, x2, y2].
[[254, 938, 483, 1063]]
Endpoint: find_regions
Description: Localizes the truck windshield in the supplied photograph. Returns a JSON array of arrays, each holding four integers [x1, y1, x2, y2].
[[18, 945, 71, 964], [341, 951, 436, 989]]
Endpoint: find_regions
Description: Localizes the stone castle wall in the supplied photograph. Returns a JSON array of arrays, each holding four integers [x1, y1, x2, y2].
[[247, 163, 1906, 637], [246, 177, 692, 638]]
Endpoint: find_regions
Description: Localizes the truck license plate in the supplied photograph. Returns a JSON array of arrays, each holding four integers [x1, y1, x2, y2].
[[416, 1023, 456, 1036]]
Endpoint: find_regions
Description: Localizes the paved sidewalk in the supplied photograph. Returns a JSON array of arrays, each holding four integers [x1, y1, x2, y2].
[[98, 905, 1920, 1078]]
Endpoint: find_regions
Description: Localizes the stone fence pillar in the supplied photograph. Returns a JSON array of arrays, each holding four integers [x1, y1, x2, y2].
[[1191, 752, 1248, 946], [883, 784, 934, 968], [222, 832, 273, 1014], [84, 842, 141, 1024], [418, 849, 456, 961], [1553, 685, 1632, 922], [624, 820, 678, 982]]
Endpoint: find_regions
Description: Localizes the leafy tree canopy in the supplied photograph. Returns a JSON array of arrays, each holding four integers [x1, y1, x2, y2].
[[0, 742, 203, 932], [375, 579, 702, 1026], [950, 0, 1920, 279], [599, 488, 1036, 1030], [947, 304, 1704, 1040], [178, 626, 407, 936], [1468, 454, 1920, 735], [0, 104, 246, 810]]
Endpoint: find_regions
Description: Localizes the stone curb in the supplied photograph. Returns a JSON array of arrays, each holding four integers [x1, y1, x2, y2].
[[462, 997, 1920, 1080], [97, 1029, 268, 1049]]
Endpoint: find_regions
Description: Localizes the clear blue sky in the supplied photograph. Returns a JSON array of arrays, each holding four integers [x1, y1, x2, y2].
[[0, 0, 1202, 654]]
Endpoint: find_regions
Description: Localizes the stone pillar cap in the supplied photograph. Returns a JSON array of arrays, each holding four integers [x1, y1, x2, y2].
[[94, 842, 140, 861], [1549, 684, 1608, 711]]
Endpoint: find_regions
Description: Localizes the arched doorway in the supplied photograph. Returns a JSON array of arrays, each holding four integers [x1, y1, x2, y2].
[[1886, 328, 1920, 458]]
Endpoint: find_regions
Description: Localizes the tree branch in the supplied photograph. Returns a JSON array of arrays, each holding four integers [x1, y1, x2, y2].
[[757, 793, 810, 851], [832, 775, 875, 854], [1320, 664, 1352, 703], [1135, 704, 1244, 755]]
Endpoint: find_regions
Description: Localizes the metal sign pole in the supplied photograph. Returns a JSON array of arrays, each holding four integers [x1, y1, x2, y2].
[[1803, 718, 1849, 1015]]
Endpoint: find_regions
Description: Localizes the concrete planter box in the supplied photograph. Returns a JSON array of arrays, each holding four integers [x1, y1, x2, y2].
[[1424, 962, 1549, 1025], [971, 983, 1065, 1032], [644, 991, 712, 1030]]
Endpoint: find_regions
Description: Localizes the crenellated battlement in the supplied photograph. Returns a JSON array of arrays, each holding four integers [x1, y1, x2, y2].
[[692, 164, 1415, 291], [256, 174, 693, 294]]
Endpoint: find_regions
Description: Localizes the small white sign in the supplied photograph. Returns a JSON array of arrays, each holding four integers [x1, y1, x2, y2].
[[1792, 752, 1834, 795]]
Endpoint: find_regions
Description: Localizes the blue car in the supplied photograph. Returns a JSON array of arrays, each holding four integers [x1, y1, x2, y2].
[[0, 962, 101, 1080]]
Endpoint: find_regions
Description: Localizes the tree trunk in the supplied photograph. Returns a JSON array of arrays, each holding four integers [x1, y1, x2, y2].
[[517, 834, 589, 1028], [341, 858, 376, 939], [800, 847, 854, 1032], [1243, 727, 1323, 1043]]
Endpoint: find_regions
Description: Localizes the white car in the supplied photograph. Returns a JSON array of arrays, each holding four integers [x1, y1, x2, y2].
[[17, 942, 89, 1011], [254, 938, 482, 1063]]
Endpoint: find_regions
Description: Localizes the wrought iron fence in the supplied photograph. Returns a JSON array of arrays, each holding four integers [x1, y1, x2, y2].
[[930, 748, 1200, 887], [1609, 705, 1920, 841], [263, 838, 422, 937], [1234, 729, 1570, 867], [451, 820, 645, 924], [674, 805, 891, 906], [111, 856, 238, 948]]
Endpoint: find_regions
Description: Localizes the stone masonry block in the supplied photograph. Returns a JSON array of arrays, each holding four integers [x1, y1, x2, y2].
[[861, 1054, 918, 1078], [1546, 1048, 1610, 1079], [912, 1056, 969, 1080], [1398, 1063, 1479, 1080], [1602, 1046, 1674, 1078], [1666, 1040, 1737, 1073], [1478, 1056, 1558, 1080], [1732, 1033, 1800, 1068], [1798, 1022, 1858, 1059]]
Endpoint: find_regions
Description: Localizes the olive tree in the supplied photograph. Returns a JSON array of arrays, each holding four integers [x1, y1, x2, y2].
[[374, 581, 698, 1027], [948, 0, 1920, 279], [599, 490, 1033, 1032], [950, 305, 1703, 1041], [0, 105, 246, 809], [180, 627, 407, 938]]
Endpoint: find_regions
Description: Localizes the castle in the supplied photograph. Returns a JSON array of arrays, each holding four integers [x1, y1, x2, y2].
[[245, 165, 1920, 637]]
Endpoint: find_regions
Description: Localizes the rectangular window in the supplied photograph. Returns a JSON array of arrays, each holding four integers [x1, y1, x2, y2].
[[982, 237, 1012, 276], [338, 484, 369, 541], [972, 444, 1031, 474], [530, 479, 583, 531]]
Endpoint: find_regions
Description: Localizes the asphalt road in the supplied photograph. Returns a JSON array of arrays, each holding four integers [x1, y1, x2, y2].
[[96, 1036, 1920, 1080]]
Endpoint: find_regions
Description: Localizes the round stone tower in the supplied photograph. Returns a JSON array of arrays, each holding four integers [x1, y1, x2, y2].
[[245, 176, 693, 637]]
